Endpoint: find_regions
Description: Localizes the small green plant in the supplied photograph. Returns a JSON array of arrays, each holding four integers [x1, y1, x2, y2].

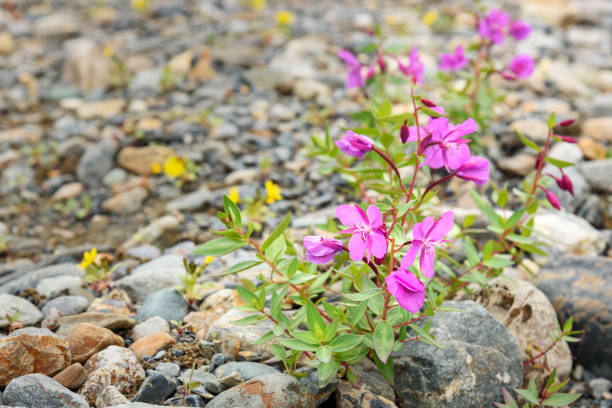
[[79, 248, 119, 292], [53, 195, 92, 220], [495, 370, 581, 407], [176, 257, 215, 306], [179, 363, 201, 395], [159, 66, 183, 93]]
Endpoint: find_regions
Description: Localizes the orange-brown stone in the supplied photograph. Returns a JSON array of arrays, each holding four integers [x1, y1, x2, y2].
[[129, 331, 175, 357], [184, 311, 219, 339], [67, 323, 124, 363], [53, 362, 87, 390]]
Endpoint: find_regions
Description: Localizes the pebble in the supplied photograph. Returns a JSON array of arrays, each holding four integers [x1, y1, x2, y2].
[[102, 187, 149, 215], [207, 309, 275, 359], [166, 188, 211, 212], [76, 140, 117, 188], [135, 288, 188, 323], [0, 327, 71, 386], [3, 373, 89, 408], [589, 378, 612, 400], [94, 385, 130, 407], [117, 146, 175, 176], [578, 137, 607, 160], [66, 323, 125, 363], [126, 245, 161, 261], [36, 275, 83, 299], [56, 312, 135, 336], [87, 289, 132, 315], [154, 362, 181, 378], [578, 159, 612, 193], [0, 293, 42, 328], [215, 361, 279, 381], [0, 263, 83, 295], [132, 370, 178, 404], [80, 345, 145, 405], [129, 331, 175, 357], [497, 152, 537, 176], [583, 117, 612, 142], [53, 362, 87, 390], [132, 316, 170, 341]]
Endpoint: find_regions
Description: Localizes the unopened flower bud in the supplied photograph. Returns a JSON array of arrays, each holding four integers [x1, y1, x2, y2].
[[377, 53, 387, 73], [535, 152, 544, 170], [365, 65, 375, 80], [558, 135, 578, 143], [400, 120, 409, 143], [556, 172, 574, 196], [545, 190, 561, 210], [557, 119, 575, 127], [421, 98, 437, 108]]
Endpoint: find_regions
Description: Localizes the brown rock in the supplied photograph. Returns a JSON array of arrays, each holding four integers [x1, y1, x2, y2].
[[497, 153, 537, 176], [67, 323, 124, 363], [184, 311, 220, 339], [57, 312, 135, 336], [200, 288, 239, 315], [168, 49, 193, 75], [76, 99, 126, 120], [335, 380, 398, 408], [0, 31, 14, 55], [63, 38, 109, 92], [0, 327, 71, 386], [50, 182, 83, 203], [0, 126, 42, 145], [102, 187, 148, 215], [578, 137, 607, 160], [79, 345, 145, 404], [583, 117, 612, 142], [53, 362, 87, 390], [129, 331, 175, 357], [87, 289, 132, 314], [117, 146, 175, 176]]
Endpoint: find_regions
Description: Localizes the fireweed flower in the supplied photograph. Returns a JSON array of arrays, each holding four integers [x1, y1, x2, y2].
[[509, 20, 531, 41], [337, 49, 364, 89], [455, 156, 490, 186], [478, 8, 510, 44], [385, 269, 425, 313], [398, 46, 424, 84], [336, 204, 387, 262], [336, 131, 374, 158], [439, 45, 468, 72], [420, 117, 478, 171], [265, 180, 282, 204], [401, 211, 454, 278], [508, 54, 535, 79], [79, 248, 98, 269], [303, 236, 344, 264]]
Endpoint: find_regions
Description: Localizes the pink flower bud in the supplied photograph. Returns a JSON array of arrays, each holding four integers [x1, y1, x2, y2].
[[557, 119, 575, 127], [558, 135, 578, 143], [545, 190, 561, 210], [421, 98, 437, 108], [556, 172, 574, 196], [400, 120, 409, 143], [535, 152, 544, 170], [377, 52, 387, 73]]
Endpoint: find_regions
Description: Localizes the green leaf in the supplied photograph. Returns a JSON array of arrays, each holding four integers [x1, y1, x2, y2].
[[236, 286, 260, 309], [420, 107, 445, 117], [289, 272, 317, 284], [373, 321, 395, 363], [359, 43, 378, 53], [506, 234, 533, 244], [376, 112, 414, 123], [469, 190, 503, 230], [541, 393, 581, 406], [547, 112, 556, 130], [330, 334, 363, 352], [261, 213, 291, 252], [347, 301, 369, 326], [269, 344, 286, 360], [223, 196, 242, 230], [379, 98, 392, 117], [317, 358, 340, 386], [545, 157, 574, 168], [278, 338, 318, 351], [563, 316, 573, 333], [514, 389, 539, 405], [373, 353, 394, 385], [316, 345, 333, 363], [410, 323, 446, 349], [231, 314, 263, 326], [515, 128, 541, 152], [506, 209, 525, 229], [306, 302, 326, 340], [194, 237, 247, 256], [483, 255, 514, 268], [218, 260, 263, 276], [464, 237, 479, 266], [343, 288, 383, 302], [264, 236, 286, 263]]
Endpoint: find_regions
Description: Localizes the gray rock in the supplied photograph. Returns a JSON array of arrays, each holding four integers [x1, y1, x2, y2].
[[129, 68, 162, 96], [533, 211, 605, 256], [3, 373, 88, 408], [0, 263, 83, 294], [166, 188, 211, 212], [351, 358, 395, 401], [0, 294, 42, 328], [132, 316, 170, 341], [204, 379, 224, 394], [95, 385, 130, 407], [296, 367, 338, 406], [205, 373, 315, 408], [102, 168, 128, 187], [41, 296, 89, 318], [125, 245, 161, 261], [589, 378, 611, 400], [57, 137, 87, 160], [215, 362, 279, 381], [131, 255, 183, 275], [0, 162, 34, 194], [392, 300, 523, 408], [115, 255, 184, 303], [537, 256, 612, 378], [132, 370, 178, 404], [213, 122, 239, 139], [36, 275, 83, 298], [218, 371, 243, 389], [136, 288, 187, 323], [76, 139, 117, 188], [154, 362, 180, 378], [578, 159, 612, 193]]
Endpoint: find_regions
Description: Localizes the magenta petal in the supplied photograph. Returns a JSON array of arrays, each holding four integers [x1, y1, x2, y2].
[[367, 205, 382, 228], [420, 250, 435, 278], [337, 49, 359, 67], [386, 270, 425, 313], [348, 234, 366, 261], [456, 156, 490, 185], [413, 217, 434, 240], [428, 211, 454, 241], [400, 241, 422, 270], [445, 143, 471, 170], [346, 67, 364, 88], [336, 204, 366, 228], [370, 231, 388, 259]]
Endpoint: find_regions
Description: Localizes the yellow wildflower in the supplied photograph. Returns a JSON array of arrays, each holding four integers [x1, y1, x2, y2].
[[422, 9, 439, 27], [163, 156, 186, 179], [276, 10, 295, 26], [251, 0, 266, 11], [385, 15, 398, 26], [151, 162, 162, 174], [228, 187, 240, 204], [131, 0, 149, 13], [79, 248, 97, 269], [204, 256, 215, 265], [265, 180, 282, 204], [103, 45, 114, 58]]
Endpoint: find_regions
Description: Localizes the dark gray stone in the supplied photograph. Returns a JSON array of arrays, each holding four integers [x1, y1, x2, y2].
[[132, 370, 178, 404], [3, 373, 88, 407], [351, 358, 395, 401], [136, 288, 188, 323], [537, 256, 612, 378], [392, 300, 523, 408], [76, 139, 117, 188], [215, 361, 279, 381], [296, 367, 338, 406]]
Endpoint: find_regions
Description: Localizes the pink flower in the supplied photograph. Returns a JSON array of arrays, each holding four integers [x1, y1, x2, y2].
[[421, 117, 477, 171], [303, 236, 344, 264], [401, 211, 454, 278], [455, 156, 490, 186], [545, 190, 561, 210], [508, 54, 534, 79], [550, 170, 574, 196], [509, 20, 531, 41], [439, 45, 468, 72], [336, 131, 374, 158], [478, 8, 510, 44], [385, 269, 425, 313], [336, 204, 387, 262], [399, 46, 424, 84], [337, 49, 364, 88]]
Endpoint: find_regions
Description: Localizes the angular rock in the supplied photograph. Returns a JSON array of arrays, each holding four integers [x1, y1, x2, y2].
[[0, 294, 42, 328], [3, 373, 88, 408], [392, 300, 523, 407], [129, 332, 175, 357], [207, 309, 275, 359], [53, 362, 87, 390], [297, 367, 338, 406], [132, 370, 178, 403], [537, 256, 612, 378], [154, 362, 180, 378], [67, 323, 125, 363], [80, 345, 145, 404], [135, 288, 187, 323], [215, 362, 279, 381], [351, 358, 395, 401], [94, 385, 130, 407], [533, 211, 605, 256], [205, 373, 315, 408], [184, 311, 220, 339], [57, 312, 135, 336], [0, 327, 71, 386], [132, 316, 170, 341], [117, 146, 174, 176], [335, 380, 397, 408]]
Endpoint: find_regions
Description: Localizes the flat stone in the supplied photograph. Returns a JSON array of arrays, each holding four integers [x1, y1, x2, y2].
[[41, 296, 89, 318], [53, 362, 87, 390], [392, 300, 523, 407], [80, 345, 145, 405], [0, 328, 71, 387], [115, 268, 184, 304], [537, 256, 612, 378], [497, 153, 537, 176], [102, 188, 149, 215], [533, 211, 606, 256], [0, 294, 42, 328], [578, 159, 612, 193], [132, 370, 178, 404], [129, 332, 175, 357], [166, 188, 211, 212], [117, 146, 174, 176], [583, 117, 612, 142], [0, 263, 83, 295], [36, 275, 83, 298], [76, 99, 126, 120], [136, 288, 187, 323], [67, 323, 125, 363], [56, 312, 135, 336], [578, 137, 607, 160], [120, 215, 180, 250], [215, 362, 279, 381], [3, 373, 88, 408], [154, 362, 180, 378], [132, 316, 170, 341], [34, 13, 80, 36]]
